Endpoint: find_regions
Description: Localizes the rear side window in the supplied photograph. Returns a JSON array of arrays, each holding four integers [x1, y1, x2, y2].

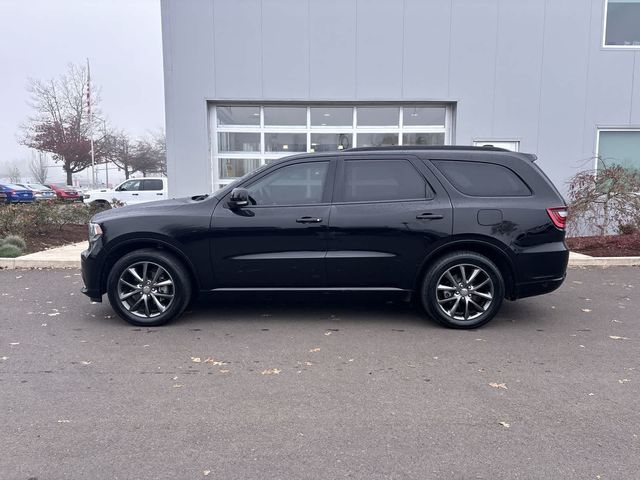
[[143, 179, 164, 191], [432, 160, 531, 197], [341, 159, 430, 202]]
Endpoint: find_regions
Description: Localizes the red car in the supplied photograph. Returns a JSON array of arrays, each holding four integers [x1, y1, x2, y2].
[[44, 183, 83, 202]]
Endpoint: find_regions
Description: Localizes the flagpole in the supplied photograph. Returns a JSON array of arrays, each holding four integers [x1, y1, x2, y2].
[[87, 58, 96, 187]]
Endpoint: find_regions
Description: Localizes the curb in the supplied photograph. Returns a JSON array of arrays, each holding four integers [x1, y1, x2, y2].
[[568, 256, 640, 267], [2, 255, 640, 270], [0, 258, 81, 269]]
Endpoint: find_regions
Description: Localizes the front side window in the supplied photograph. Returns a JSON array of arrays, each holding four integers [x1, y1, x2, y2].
[[604, 0, 640, 46], [341, 160, 429, 202], [118, 180, 142, 191], [432, 160, 531, 197], [247, 162, 329, 206], [598, 130, 640, 170]]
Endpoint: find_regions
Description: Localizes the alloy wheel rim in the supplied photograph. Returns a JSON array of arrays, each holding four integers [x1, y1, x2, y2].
[[435, 264, 494, 321], [117, 261, 175, 318]]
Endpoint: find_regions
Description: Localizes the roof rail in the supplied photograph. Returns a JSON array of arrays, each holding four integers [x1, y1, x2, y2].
[[345, 145, 510, 153]]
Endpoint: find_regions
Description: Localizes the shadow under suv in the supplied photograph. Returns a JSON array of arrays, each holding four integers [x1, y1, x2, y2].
[[81, 146, 569, 329]]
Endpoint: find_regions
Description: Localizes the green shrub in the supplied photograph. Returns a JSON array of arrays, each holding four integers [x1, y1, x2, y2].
[[0, 243, 23, 258], [0, 202, 94, 236], [1, 234, 26, 251]]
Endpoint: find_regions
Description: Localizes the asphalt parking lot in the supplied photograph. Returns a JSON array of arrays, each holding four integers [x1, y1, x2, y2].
[[1, 267, 639, 480]]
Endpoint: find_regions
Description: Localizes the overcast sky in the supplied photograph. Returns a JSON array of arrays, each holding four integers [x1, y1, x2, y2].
[[0, 0, 164, 177]]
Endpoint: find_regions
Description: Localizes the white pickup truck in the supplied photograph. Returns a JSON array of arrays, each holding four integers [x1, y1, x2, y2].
[[83, 177, 168, 207]]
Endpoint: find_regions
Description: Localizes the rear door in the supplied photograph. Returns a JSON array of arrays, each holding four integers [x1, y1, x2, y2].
[[141, 179, 166, 202], [327, 156, 452, 289]]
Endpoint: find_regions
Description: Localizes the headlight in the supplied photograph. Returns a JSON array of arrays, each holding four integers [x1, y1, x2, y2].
[[88, 223, 103, 243]]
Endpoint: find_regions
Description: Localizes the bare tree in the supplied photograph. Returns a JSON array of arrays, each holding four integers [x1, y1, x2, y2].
[[104, 131, 135, 179], [6, 164, 21, 183], [567, 161, 640, 236], [130, 131, 167, 177], [21, 63, 108, 185], [29, 151, 49, 184]]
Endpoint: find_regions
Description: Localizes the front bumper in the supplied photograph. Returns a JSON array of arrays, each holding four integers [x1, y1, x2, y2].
[[81, 242, 103, 302]]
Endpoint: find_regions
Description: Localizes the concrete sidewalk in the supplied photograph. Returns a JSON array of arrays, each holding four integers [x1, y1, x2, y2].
[[0, 241, 86, 269], [1, 241, 640, 269]]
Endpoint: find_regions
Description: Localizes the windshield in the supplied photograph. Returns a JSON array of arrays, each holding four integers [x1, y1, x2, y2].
[[28, 184, 48, 190]]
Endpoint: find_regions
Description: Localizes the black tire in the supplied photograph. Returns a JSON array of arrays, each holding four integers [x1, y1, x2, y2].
[[91, 200, 112, 211], [420, 251, 505, 329], [106, 248, 192, 326]]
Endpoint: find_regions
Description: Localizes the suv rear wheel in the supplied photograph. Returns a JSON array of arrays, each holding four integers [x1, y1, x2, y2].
[[106, 249, 192, 326], [421, 251, 504, 329]]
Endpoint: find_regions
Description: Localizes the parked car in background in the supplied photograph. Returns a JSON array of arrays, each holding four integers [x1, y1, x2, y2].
[[0, 184, 36, 203], [0, 191, 6, 203], [16, 183, 57, 201], [81, 146, 568, 329], [44, 183, 82, 202], [83, 177, 167, 207]]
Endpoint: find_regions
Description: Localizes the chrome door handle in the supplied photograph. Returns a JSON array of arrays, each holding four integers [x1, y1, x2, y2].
[[416, 213, 443, 220], [296, 216, 323, 223]]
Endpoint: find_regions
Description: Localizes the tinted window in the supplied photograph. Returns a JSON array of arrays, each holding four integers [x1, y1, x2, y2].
[[247, 162, 329, 206], [432, 160, 531, 196], [341, 160, 429, 202], [143, 179, 164, 191]]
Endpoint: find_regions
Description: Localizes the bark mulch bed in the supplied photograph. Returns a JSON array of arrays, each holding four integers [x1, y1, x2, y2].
[[567, 233, 640, 257], [22, 224, 87, 255]]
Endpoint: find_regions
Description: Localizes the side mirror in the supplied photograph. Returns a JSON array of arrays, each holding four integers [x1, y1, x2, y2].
[[228, 188, 250, 209]]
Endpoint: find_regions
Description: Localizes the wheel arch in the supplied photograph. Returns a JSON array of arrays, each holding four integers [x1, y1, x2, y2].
[[99, 236, 200, 297], [415, 237, 518, 300]]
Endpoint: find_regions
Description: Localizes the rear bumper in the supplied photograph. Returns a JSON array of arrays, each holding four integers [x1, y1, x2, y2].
[[514, 274, 566, 299], [512, 243, 569, 299]]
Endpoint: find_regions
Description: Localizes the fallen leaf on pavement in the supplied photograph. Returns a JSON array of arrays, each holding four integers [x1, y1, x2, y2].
[[489, 382, 508, 390], [57, 419, 71, 423], [204, 471, 211, 476], [324, 331, 332, 336], [309, 348, 321, 353], [581, 308, 591, 313], [609, 336, 629, 340], [191, 357, 202, 363], [173, 384, 184, 388], [498, 421, 510, 428], [305, 362, 313, 366], [262, 368, 281, 375], [618, 379, 630, 384], [219, 369, 230, 374], [80, 361, 92, 365]]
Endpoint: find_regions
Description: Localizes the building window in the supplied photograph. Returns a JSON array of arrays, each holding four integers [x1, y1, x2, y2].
[[603, 0, 640, 47], [473, 140, 520, 152], [597, 130, 640, 170], [210, 104, 452, 190]]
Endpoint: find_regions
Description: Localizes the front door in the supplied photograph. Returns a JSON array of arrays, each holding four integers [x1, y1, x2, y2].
[[211, 159, 335, 288], [327, 156, 452, 289]]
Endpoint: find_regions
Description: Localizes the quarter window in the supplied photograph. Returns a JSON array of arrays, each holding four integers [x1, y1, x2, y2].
[[604, 0, 640, 47], [247, 162, 329, 206], [341, 160, 429, 202], [432, 160, 531, 197]]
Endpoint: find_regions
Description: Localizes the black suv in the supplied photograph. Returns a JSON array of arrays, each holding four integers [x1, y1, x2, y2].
[[81, 146, 569, 329]]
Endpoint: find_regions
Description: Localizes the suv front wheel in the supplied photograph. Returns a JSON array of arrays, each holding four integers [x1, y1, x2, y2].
[[106, 249, 192, 326], [421, 251, 505, 329]]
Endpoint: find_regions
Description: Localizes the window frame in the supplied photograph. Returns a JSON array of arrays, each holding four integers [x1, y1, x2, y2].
[[234, 158, 336, 208], [209, 103, 453, 191], [595, 127, 640, 171], [332, 156, 435, 205], [602, 0, 640, 49], [430, 159, 533, 198]]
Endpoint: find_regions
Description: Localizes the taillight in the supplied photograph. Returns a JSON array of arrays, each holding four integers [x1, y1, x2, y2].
[[546, 207, 568, 230]]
